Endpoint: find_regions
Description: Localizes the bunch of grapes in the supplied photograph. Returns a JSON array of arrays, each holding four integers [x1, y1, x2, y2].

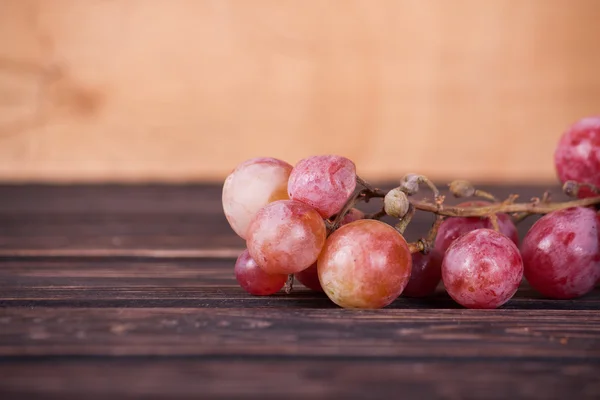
[[222, 117, 600, 309]]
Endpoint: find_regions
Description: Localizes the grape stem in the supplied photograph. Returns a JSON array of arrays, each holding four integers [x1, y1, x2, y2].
[[349, 177, 600, 224], [366, 189, 600, 217], [356, 176, 376, 192], [448, 180, 500, 202], [395, 204, 415, 234], [329, 189, 369, 232], [473, 189, 499, 202], [365, 208, 386, 220], [348, 177, 600, 251], [488, 213, 500, 231], [284, 274, 294, 294], [408, 214, 445, 254], [511, 192, 551, 224], [408, 242, 424, 254], [401, 174, 441, 200]]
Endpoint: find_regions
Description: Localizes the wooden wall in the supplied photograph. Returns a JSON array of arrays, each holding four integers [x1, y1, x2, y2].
[[1, 0, 599, 183]]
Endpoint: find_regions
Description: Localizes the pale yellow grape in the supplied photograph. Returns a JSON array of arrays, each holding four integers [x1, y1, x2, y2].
[[222, 157, 292, 239]]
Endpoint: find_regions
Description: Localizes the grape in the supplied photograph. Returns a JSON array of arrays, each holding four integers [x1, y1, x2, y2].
[[521, 207, 600, 299], [288, 155, 357, 218], [339, 207, 365, 225], [442, 229, 523, 309], [222, 157, 293, 239], [294, 262, 323, 292], [434, 201, 518, 254], [235, 249, 287, 295], [318, 220, 412, 309], [554, 116, 600, 198], [247, 200, 326, 275], [402, 250, 443, 297]]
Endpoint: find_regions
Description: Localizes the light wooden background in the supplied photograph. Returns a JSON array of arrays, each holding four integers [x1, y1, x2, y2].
[[1, 0, 599, 183]]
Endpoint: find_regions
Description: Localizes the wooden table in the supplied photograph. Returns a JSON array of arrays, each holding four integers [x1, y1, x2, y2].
[[1, 184, 599, 399]]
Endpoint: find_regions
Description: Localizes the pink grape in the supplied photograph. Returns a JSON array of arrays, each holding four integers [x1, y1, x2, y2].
[[222, 157, 293, 239], [521, 207, 600, 299], [294, 263, 323, 292], [403, 250, 443, 297], [235, 249, 287, 295], [288, 155, 357, 218], [554, 116, 600, 198], [442, 229, 523, 309], [247, 200, 326, 275], [338, 207, 365, 225], [434, 201, 518, 254], [318, 220, 412, 309]]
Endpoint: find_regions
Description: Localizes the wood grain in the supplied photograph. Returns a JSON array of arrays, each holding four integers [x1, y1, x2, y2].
[[0, 183, 567, 251], [1, 0, 600, 183], [1, 256, 599, 309], [2, 304, 599, 357], [2, 359, 598, 400], [0, 184, 599, 399]]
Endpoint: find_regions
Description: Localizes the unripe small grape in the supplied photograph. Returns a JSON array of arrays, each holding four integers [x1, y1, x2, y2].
[[399, 173, 420, 195], [448, 180, 475, 198], [562, 180, 581, 197], [384, 188, 410, 218]]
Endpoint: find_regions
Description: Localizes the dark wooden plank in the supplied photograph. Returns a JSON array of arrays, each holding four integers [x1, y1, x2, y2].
[[0, 183, 566, 251], [1, 306, 599, 358], [1, 257, 599, 310], [0, 257, 598, 361], [1, 358, 599, 400], [0, 213, 244, 251], [0, 184, 221, 214], [0, 184, 243, 251], [0, 183, 563, 214]]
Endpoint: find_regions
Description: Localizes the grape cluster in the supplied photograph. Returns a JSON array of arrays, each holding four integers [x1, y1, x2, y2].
[[223, 117, 600, 309]]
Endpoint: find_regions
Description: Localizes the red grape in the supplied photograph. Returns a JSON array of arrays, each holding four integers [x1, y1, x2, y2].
[[434, 201, 518, 254], [235, 249, 287, 295], [222, 157, 293, 238], [402, 250, 443, 297], [247, 200, 326, 275], [554, 116, 600, 198], [288, 155, 357, 218], [339, 207, 365, 225], [318, 220, 412, 309], [442, 229, 523, 309], [294, 262, 323, 292], [521, 207, 600, 299]]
